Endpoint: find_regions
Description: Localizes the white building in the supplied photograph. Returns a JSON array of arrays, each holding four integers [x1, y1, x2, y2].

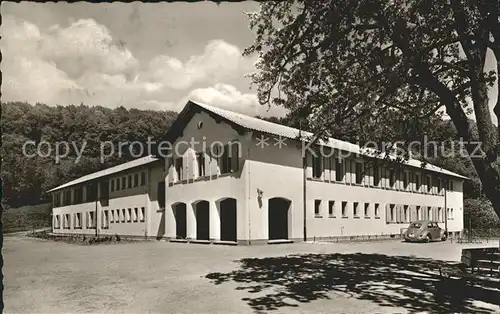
[[50, 100, 466, 245], [163, 101, 465, 245], [50, 156, 166, 238]]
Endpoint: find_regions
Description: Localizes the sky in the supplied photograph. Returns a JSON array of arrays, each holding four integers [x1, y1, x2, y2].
[[1, 2, 497, 124], [1, 1, 287, 117]]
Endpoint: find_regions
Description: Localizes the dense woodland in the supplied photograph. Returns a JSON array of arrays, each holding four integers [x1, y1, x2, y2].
[[1, 101, 499, 229], [1, 102, 177, 209]]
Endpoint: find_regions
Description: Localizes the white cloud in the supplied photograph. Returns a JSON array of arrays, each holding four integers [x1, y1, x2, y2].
[[1, 16, 263, 114], [142, 39, 252, 90], [184, 83, 288, 117]]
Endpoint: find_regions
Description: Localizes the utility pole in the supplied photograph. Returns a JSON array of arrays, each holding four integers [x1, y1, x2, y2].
[[300, 122, 307, 242], [444, 179, 448, 234]]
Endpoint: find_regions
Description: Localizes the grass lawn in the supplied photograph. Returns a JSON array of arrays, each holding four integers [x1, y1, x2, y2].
[[3, 235, 500, 314]]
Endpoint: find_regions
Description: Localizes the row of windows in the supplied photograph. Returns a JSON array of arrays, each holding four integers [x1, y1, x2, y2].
[[53, 172, 147, 207], [171, 143, 240, 182], [110, 172, 146, 192], [53, 208, 146, 229], [53, 212, 96, 229], [106, 207, 146, 226], [314, 200, 382, 218], [310, 156, 455, 195], [313, 200, 455, 223]]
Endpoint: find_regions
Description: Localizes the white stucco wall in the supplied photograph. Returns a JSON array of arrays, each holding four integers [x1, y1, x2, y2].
[[52, 162, 164, 238], [162, 109, 465, 244], [52, 108, 465, 244], [165, 110, 248, 241]]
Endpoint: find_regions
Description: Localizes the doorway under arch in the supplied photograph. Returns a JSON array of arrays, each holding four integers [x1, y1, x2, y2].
[[219, 198, 237, 242], [172, 203, 187, 239], [194, 200, 210, 240], [268, 197, 291, 240]]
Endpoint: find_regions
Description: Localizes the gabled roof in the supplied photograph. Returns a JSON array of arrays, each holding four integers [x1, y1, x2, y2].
[[167, 100, 468, 180], [47, 155, 160, 193]]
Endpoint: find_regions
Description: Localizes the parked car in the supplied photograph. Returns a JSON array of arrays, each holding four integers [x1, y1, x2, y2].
[[403, 220, 447, 242]]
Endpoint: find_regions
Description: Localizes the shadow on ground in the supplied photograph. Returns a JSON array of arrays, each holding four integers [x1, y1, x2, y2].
[[206, 253, 500, 313]]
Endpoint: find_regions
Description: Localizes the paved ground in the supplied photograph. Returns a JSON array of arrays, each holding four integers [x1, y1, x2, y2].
[[3, 234, 500, 314]]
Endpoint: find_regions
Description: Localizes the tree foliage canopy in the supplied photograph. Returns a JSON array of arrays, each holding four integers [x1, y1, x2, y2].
[[1, 102, 177, 209], [245, 0, 500, 216]]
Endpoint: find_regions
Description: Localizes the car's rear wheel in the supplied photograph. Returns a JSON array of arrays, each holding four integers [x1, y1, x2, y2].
[[441, 233, 448, 241], [424, 234, 431, 243]]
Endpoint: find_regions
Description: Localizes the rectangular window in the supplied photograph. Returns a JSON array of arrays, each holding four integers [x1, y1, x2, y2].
[[335, 159, 344, 181], [64, 214, 71, 229], [221, 145, 230, 174], [74, 186, 83, 204], [355, 162, 363, 184], [364, 203, 370, 217], [374, 203, 380, 218], [328, 201, 335, 217], [404, 205, 409, 222], [373, 165, 380, 186], [133, 208, 138, 222], [157, 181, 166, 209], [102, 210, 109, 229], [403, 172, 408, 190], [448, 180, 454, 191], [389, 170, 395, 188], [134, 173, 139, 187], [100, 180, 109, 201], [175, 157, 183, 181], [75, 213, 82, 228], [220, 143, 239, 174], [437, 178, 441, 194], [312, 154, 323, 179], [54, 215, 60, 229], [62, 190, 70, 206], [116, 209, 120, 223], [353, 202, 359, 217], [88, 212, 95, 229], [390, 204, 395, 222], [438, 207, 442, 222], [415, 175, 421, 192], [416, 206, 421, 220], [140, 172, 146, 186], [128, 175, 132, 188], [110, 210, 114, 223], [121, 177, 126, 189], [111, 179, 115, 192], [87, 182, 97, 202], [116, 178, 121, 191], [230, 142, 240, 173], [427, 206, 432, 220], [314, 200, 321, 216], [121, 209, 126, 223], [341, 201, 348, 217], [140, 207, 145, 222], [197, 152, 206, 177], [426, 176, 431, 193], [127, 208, 132, 222]]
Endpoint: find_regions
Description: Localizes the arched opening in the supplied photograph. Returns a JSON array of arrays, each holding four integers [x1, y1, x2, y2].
[[219, 198, 237, 242], [268, 197, 291, 240], [194, 200, 210, 240], [172, 203, 187, 239]]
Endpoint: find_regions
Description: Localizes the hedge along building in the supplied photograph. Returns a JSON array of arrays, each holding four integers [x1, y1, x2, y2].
[[49, 155, 166, 239], [161, 100, 466, 245]]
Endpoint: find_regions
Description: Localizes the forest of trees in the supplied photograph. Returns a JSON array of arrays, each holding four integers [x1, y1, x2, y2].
[[1, 102, 177, 209]]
